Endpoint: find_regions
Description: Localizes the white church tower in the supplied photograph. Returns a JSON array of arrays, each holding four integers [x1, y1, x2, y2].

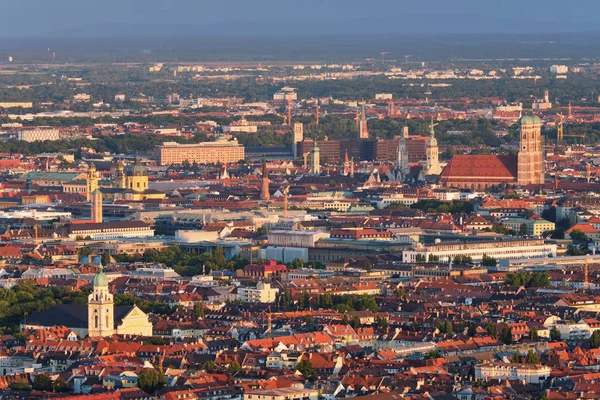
[[88, 262, 114, 337], [424, 119, 442, 175]]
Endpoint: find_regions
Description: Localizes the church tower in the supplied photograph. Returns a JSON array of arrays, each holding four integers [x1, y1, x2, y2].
[[424, 120, 441, 175], [114, 161, 126, 189], [359, 103, 369, 139], [260, 158, 270, 200], [86, 163, 99, 202], [88, 262, 114, 337], [128, 155, 149, 192], [518, 115, 544, 185], [91, 189, 103, 223], [311, 142, 321, 175], [292, 123, 303, 160]]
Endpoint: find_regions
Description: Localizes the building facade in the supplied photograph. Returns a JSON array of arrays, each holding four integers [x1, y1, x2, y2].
[[156, 137, 245, 165]]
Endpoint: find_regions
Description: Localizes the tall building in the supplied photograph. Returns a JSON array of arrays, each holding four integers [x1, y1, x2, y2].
[[311, 142, 321, 175], [517, 115, 544, 185], [91, 188, 102, 223], [88, 263, 114, 338], [86, 163, 99, 202], [359, 103, 369, 139], [292, 123, 303, 159], [260, 159, 270, 200], [424, 121, 441, 175], [156, 137, 245, 165], [440, 115, 545, 189]]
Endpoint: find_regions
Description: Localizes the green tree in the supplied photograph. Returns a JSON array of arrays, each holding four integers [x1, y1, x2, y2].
[[10, 381, 32, 391], [467, 323, 477, 337], [591, 331, 600, 349], [193, 303, 205, 319], [351, 316, 361, 330], [486, 321, 497, 338], [341, 314, 349, 325], [295, 359, 317, 378], [301, 291, 311, 310], [228, 361, 242, 372], [101, 252, 111, 266], [304, 315, 314, 325], [137, 368, 165, 394], [550, 326, 561, 341], [481, 254, 497, 267], [53, 378, 70, 393], [32, 374, 53, 391], [529, 326, 539, 341], [424, 350, 442, 359], [376, 315, 389, 329], [501, 325, 513, 345], [526, 349, 539, 364], [290, 258, 304, 270], [511, 351, 521, 363], [203, 360, 216, 372]]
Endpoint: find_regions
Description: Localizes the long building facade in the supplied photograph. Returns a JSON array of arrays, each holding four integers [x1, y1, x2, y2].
[[156, 137, 245, 165]]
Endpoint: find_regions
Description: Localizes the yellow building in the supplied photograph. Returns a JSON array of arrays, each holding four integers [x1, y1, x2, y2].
[[23, 263, 153, 338]]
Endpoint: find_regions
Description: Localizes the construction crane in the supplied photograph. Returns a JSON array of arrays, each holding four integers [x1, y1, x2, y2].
[[557, 112, 586, 143], [380, 52, 391, 63]]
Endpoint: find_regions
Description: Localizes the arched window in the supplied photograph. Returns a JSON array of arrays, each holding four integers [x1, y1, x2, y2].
[[106, 314, 109, 328], [94, 315, 99, 329]]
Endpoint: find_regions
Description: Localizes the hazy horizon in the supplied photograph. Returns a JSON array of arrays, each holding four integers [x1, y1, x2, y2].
[[3, 0, 600, 38]]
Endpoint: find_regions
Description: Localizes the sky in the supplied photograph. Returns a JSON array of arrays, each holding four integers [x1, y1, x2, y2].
[[2, 0, 599, 37]]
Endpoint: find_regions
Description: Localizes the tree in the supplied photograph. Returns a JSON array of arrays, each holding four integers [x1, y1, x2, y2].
[[511, 351, 521, 363], [101, 251, 111, 266], [529, 326, 539, 341], [376, 315, 389, 329], [296, 359, 316, 378], [304, 315, 314, 325], [591, 331, 600, 349], [228, 361, 242, 372], [526, 349, 539, 364], [10, 381, 32, 391], [501, 325, 513, 345], [193, 303, 205, 319], [341, 314, 349, 325], [482, 254, 497, 267], [363, 262, 372, 273], [424, 350, 442, 359], [53, 378, 70, 393], [137, 368, 165, 394], [290, 258, 304, 270], [32, 374, 53, 391], [467, 323, 477, 337], [202, 360, 216, 372], [550, 326, 561, 341], [351, 316, 361, 330], [301, 291, 310, 310]]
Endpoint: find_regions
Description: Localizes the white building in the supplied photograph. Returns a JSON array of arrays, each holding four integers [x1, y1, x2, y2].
[[268, 230, 329, 248], [402, 239, 557, 263], [237, 282, 279, 304], [17, 128, 60, 142], [244, 388, 319, 400], [475, 363, 551, 384], [550, 65, 569, 74]]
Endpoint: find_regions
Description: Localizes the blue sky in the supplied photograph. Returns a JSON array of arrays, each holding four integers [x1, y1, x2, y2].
[[2, 0, 598, 37]]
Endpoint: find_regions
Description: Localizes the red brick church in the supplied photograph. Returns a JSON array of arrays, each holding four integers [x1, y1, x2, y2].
[[439, 115, 544, 190]]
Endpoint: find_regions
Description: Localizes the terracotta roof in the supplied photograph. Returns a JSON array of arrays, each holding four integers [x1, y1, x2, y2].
[[440, 155, 518, 180]]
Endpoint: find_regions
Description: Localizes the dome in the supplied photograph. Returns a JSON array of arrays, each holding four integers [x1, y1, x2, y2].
[[131, 156, 148, 177], [521, 115, 542, 126], [93, 267, 108, 287]]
